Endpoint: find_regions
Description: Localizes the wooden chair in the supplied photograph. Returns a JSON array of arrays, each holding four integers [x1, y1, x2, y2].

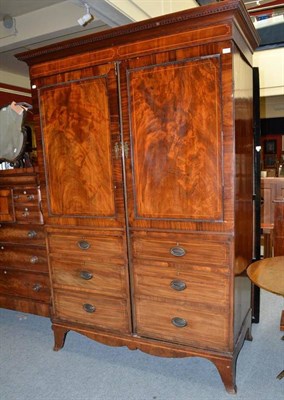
[[273, 199, 284, 256]]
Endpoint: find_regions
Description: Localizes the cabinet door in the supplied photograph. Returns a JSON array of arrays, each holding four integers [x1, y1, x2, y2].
[[38, 64, 124, 228], [121, 51, 225, 230]]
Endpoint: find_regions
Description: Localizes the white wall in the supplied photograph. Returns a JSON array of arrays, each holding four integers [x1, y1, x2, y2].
[[253, 48, 284, 97], [0, 71, 30, 89]]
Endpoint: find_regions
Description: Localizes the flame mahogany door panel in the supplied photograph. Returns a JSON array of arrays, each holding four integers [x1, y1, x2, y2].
[[122, 53, 224, 230], [38, 63, 125, 229]]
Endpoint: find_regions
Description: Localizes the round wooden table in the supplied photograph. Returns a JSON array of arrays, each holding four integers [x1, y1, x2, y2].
[[247, 256, 284, 297], [247, 256, 284, 379]]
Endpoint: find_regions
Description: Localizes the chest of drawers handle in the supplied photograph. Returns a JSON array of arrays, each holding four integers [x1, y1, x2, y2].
[[170, 246, 186, 257], [27, 230, 37, 239], [32, 283, 42, 292], [83, 303, 96, 313], [80, 271, 93, 280], [27, 194, 35, 201], [171, 317, 188, 328], [30, 256, 39, 264], [77, 240, 90, 250], [170, 279, 187, 291]]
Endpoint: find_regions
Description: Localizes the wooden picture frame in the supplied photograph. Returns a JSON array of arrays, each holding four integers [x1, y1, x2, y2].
[[264, 139, 277, 154]]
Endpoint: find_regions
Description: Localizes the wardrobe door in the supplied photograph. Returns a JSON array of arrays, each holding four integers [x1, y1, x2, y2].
[[121, 50, 227, 231], [38, 63, 124, 228]]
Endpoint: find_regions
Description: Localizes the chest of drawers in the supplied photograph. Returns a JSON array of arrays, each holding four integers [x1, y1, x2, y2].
[[47, 228, 130, 332], [0, 168, 50, 316]]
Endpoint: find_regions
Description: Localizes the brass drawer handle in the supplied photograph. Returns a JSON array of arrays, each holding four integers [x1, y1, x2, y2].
[[170, 279, 187, 291], [77, 240, 90, 250], [171, 317, 188, 328], [83, 303, 96, 313], [80, 271, 93, 280], [30, 256, 39, 264], [170, 246, 186, 257], [27, 230, 37, 239], [22, 208, 30, 217], [32, 283, 42, 292]]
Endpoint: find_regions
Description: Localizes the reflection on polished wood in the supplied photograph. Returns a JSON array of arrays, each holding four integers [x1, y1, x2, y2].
[[247, 256, 284, 296]]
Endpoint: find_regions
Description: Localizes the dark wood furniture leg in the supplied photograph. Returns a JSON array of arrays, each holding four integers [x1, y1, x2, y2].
[[277, 311, 284, 379], [213, 357, 237, 394], [280, 310, 284, 331], [52, 324, 69, 351]]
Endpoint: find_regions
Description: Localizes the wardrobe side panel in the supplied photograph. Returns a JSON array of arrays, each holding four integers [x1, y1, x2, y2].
[[233, 48, 254, 340]]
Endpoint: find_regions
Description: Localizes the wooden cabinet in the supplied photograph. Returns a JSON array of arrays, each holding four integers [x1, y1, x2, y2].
[[17, 0, 258, 393], [0, 168, 50, 316], [261, 177, 284, 225]]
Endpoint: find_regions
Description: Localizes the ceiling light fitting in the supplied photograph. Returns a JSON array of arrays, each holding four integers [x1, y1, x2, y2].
[[78, 3, 94, 26]]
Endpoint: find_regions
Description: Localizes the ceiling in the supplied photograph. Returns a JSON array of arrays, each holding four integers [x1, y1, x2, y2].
[[0, 0, 199, 77], [0, 0, 63, 18], [0, 0, 282, 78]]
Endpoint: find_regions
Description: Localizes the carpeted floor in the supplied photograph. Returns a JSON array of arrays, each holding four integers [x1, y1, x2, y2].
[[0, 289, 283, 400]]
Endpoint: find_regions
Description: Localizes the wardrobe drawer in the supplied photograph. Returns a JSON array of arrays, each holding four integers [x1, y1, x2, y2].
[[135, 298, 229, 351], [133, 261, 229, 307], [0, 244, 48, 272], [53, 290, 130, 333], [132, 236, 230, 266], [50, 257, 127, 298], [48, 233, 124, 261], [0, 224, 45, 245], [0, 269, 50, 302]]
